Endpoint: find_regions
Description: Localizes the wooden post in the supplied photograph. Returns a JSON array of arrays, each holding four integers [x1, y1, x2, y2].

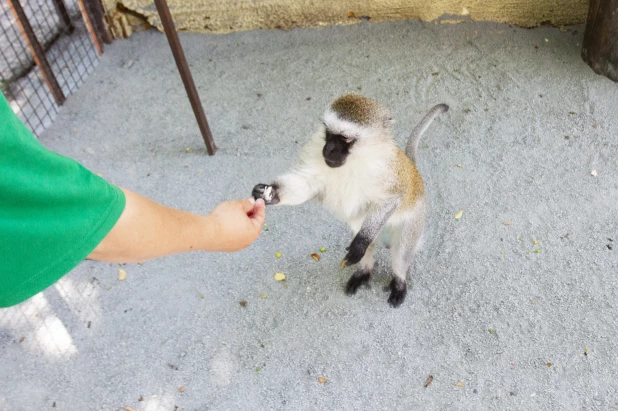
[[581, 0, 618, 82]]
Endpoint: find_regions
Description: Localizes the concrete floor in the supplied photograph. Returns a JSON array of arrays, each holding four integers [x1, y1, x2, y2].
[[1, 19, 617, 411]]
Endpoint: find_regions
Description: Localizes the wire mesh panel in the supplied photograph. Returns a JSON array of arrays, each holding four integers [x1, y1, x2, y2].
[[0, 0, 100, 136]]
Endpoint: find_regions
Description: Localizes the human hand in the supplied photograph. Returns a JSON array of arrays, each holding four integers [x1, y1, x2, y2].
[[206, 198, 266, 252]]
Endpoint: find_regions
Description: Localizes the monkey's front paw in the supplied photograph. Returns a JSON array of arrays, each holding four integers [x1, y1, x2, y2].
[[387, 278, 407, 308], [345, 270, 372, 295], [252, 183, 280, 205], [340, 242, 366, 268]]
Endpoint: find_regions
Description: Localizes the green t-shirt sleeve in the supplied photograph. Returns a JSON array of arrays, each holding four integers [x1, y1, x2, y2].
[[0, 93, 126, 307]]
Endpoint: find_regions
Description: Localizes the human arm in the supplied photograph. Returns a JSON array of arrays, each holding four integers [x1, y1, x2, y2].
[[87, 188, 265, 263]]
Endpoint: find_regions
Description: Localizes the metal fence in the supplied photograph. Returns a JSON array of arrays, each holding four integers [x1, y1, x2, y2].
[[0, 0, 106, 136]]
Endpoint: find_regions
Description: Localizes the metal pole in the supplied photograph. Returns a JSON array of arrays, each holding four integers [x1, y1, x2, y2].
[[88, 0, 113, 44], [7, 0, 66, 105], [76, 0, 103, 55], [153, 0, 217, 155], [50, 0, 75, 34]]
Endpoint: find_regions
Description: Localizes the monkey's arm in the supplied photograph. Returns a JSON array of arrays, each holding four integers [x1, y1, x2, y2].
[[252, 170, 321, 206], [341, 199, 400, 267]]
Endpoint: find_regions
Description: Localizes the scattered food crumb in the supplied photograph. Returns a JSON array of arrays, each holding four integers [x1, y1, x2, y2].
[[569, 111, 576, 115], [432, 72, 439, 76], [608, 244, 613, 250], [511, 362, 515, 366], [423, 375, 433, 388], [504, 221, 512, 226], [274, 273, 286, 281], [456, 163, 462, 168], [348, 11, 356, 17], [546, 362, 552, 367], [531, 300, 536, 304], [488, 328, 495, 334], [533, 240, 539, 245], [454, 210, 463, 220], [318, 377, 328, 383], [456, 381, 464, 387], [535, 249, 541, 253], [534, 45, 539, 49], [585, 347, 589, 356], [463, 108, 471, 113], [539, 94, 543, 98], [320, 247, 326, 252], [263, 226, 269, 231], [240, 300, 247, 307], [118, 268, 127, 281], [199, 293, 204, 299], [19, 336, 25, 343], [124, 407, 137, 411], [185, 147, 191, 152], [179, 386, 185, 393], [545, 38, 549, 42], [241, 125, 249, 129], [138, 396, 144, 401], [260, 295, 267, 299], [591, 170, 598, 177], [306, 97, 311, 101], [311, 253, 320, 261], [257, 93, 262, 98]]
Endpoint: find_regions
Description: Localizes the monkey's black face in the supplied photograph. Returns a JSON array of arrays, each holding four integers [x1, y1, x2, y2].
[[322, 130, 355, 168]]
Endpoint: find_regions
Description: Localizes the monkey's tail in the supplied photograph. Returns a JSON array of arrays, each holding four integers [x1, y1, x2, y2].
[[405, 103, 449, 162]]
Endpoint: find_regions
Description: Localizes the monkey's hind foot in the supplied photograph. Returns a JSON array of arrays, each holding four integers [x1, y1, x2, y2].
[[345, 270, 372, 295], [387, 278, 407, 308]]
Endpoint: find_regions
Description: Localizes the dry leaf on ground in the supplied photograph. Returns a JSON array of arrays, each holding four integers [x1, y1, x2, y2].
[[318, 377, 328, 383], [118, 269, 127, 281], [274, 273, 286, 281], [311, 253, 320, 261]]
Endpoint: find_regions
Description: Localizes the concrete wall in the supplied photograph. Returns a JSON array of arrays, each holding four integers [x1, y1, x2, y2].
[[103, 0, 589, 37]]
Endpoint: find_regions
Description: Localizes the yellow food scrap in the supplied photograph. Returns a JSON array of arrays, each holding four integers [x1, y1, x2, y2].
[[311, 253, 320, 261], [275, 252, 282, 258], [318, 377, 328, 383], [274, 273, 286, 281], [454, 210, 463, 220], [118, 268, 127, 281], [455, 381, 464, 387], [504, 221, 512, 226], [179, 386, 185, 392]]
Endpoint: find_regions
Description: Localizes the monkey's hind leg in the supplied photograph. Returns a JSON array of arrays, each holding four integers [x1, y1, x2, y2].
[[388, 215, 424, 308], [345, 242, 376, 295]]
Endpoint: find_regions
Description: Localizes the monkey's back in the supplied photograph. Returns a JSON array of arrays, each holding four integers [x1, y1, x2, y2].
[[391, 148, 425, 211]]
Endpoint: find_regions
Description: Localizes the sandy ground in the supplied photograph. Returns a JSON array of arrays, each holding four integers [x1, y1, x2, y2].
[[1, 19, 617, 411]]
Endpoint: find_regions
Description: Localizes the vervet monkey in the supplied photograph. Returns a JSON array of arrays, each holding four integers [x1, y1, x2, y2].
[[253, 94, 448, 307]]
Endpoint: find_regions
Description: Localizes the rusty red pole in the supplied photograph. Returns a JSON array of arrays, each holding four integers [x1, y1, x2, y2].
[[7, 0, 66, 105], [153, 0, 217, 155]]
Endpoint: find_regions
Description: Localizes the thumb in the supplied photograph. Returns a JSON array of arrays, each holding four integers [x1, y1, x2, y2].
[[238, 198, 255, 213], [249, 199, 266, 230]]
